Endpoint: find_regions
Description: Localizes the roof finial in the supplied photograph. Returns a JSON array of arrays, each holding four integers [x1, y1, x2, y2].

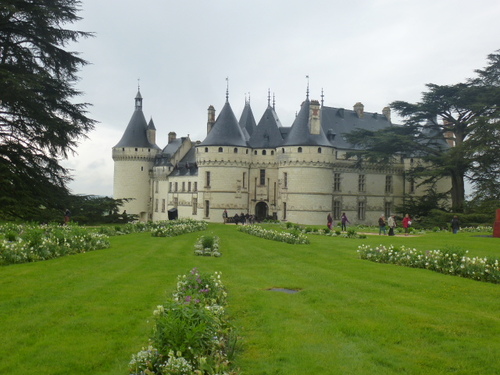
[[306, 75, 310, 100], [248, 92, 251, 104], [137, 78, 140, 92], [273, 92, 276, 110], [321, 88, 324, 107], [267, 88, 271, 107], [225, 77, 229, 103]]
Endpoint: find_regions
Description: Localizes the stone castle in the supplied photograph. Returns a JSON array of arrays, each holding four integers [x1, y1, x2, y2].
[[112, 87, 449, 225]]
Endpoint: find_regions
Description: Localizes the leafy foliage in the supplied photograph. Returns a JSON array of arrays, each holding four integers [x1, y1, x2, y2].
[[0, 0, 95, 219]]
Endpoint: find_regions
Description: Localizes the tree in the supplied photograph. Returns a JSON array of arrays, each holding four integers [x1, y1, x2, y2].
[[346, 50, 500, 213], [0, 0, 95, 220]]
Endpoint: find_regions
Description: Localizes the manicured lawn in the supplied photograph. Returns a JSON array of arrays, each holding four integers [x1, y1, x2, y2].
[[0, 224, 499, 374]]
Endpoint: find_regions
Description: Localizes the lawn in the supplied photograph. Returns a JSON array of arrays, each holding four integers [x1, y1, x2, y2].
[[0, 224, 499, 374]]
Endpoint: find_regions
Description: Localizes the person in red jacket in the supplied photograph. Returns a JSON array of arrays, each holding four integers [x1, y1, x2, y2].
[[402, 214, 412, 236]]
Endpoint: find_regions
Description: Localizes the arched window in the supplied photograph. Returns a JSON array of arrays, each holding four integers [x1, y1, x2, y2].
[[246, 149, 249, 154], [318, 147, 322, 153], [234, 148, 238, 153], [262, 150, 267, 155], [271, 150, 274, 155], [282, 148, 285, 153], [298, 147, 303, 153], [218, 147, 223, 153], [254, 150, 257, 155], [205, 147, 209, 152]]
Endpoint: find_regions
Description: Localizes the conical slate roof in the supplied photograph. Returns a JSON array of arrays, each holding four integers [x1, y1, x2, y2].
[[248, 105, 284, 148], [200, 101, 248, 147], [282, 99, 331, 147], [239, 102, 257, 139], [114, 91, 159, 149]]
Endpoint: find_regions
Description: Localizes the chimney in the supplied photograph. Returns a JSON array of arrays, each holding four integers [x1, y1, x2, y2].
[[168, 132, 177, 143], [442, 119, 456, 147], [207, 105, 215, 133], [353, 102, 364, 118], [382, 106, 391, 122], [309, 100, 321, 135]]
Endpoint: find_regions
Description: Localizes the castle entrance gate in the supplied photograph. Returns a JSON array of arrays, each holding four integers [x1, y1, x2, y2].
[[255, 202, 268, 222]]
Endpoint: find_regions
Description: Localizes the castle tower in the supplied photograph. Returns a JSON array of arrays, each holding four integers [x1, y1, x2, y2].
[[112, 90, 161, 221], [196, 97, 250, 222]]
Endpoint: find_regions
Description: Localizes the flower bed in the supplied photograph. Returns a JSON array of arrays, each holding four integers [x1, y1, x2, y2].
[[151, 219, 208, 237], [194, 234, 221, 257], [0, 223, 110, 265], [129, 268, 239, 375], [239, 225, 309, 244], [357, 244, 500, 284]]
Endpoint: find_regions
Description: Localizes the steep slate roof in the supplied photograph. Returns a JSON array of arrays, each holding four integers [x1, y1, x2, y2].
[[114, 90, 160, 149], [320, 106, 391, 150], [171, 147, 198, 176], [200, 101, 248, 147], [248, 105, 284, 148], [154, 137, 184, 166], [239, 101, 257, 139], [282, 99, 332, 147]]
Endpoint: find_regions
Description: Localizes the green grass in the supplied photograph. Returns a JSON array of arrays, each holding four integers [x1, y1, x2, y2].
[[0, 225, 499, 374]]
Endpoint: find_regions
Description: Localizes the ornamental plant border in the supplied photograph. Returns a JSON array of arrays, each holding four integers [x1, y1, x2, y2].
[[129, 268, 239, 375], [238, 224, 309, 244], [0, 223, 110, 265], [150, 219, 208, 237], [194, 234, 221, 257], [357, 244, 500, 284]]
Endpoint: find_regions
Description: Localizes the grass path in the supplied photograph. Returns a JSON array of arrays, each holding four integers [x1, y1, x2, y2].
[[0, 224, 499, 374]]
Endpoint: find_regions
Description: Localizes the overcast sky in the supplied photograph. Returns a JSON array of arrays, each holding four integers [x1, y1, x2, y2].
[[62, 0, 500, 197]]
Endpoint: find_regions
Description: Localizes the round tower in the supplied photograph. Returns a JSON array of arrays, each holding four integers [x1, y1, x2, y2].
[[112, 90, 161, 221]]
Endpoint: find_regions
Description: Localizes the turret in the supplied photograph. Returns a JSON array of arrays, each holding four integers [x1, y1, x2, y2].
[[354, 102, 364, 118]]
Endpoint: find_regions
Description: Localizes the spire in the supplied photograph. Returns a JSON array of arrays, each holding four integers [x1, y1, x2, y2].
[[306, 75, 310, 100], [267, 88, 271, 107], [225, 77, 229, 103], [273, 92, 276, 110], [135, 80, 142, 110], [321, 88, 324, 107]]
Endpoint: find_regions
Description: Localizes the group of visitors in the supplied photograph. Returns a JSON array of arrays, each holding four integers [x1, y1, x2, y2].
[[326, 212, 351, 231], [223, 209, 255, 225], [379, 214, 412, 236]]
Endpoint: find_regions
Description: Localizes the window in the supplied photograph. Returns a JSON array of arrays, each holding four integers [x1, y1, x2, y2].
[[282, 148, 285, 153], [161, 199, 166, 213], [234, 148, 238, 153], [259, 169, 266, 186], [254, 150, 257, 155], [262, 150, 266, 155], [192, 197, 197, 215], [298, 147, 302, 153], [333, 173, 341, 191], [283, 172, 288, 188], [218, 147, 223, 153], [283, 202, 287, 220], [358, 174, 366, 192], [385, 175, 392, 193], [205, 147, 209, 152], [204, 200, 210, 218], [140, 166, 144, 171], [410, 179, 415, 194], [174, 182, 178, 192], [169, 182, 172, 192], [271, 150, 274, 155], [194, 182, 198, 192], [318, 147, 322, 153], [333, 201, 341, 220], [358, 201, 366, 220], [243, 172, 247, 189], [155, 181, 159, 193], [182, 182, 185, 192], [384, 202, 392, 218], [188, 181, 191, 192], [205, 171, 210, 187], [155, 198, 159, 212]]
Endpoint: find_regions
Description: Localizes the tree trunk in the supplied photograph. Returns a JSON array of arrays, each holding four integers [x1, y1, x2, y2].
[[450, 170, 465, 212]]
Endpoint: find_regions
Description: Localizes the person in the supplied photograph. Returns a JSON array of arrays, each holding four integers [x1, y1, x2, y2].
[[378, 215, 386, 235], [388, 215, 396, 236], [451, 215, 460, 234], [341, 212, 350, 231], [234, 213, 239, 225], [240, 212, 246, 225], [64, 209, 71, 225], [222, 209, 228, 224], [327, 213, 333, 230], [402, 214, 412, 236]]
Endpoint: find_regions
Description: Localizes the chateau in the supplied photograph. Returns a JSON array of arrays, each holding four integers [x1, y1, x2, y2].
[[112, 88, 449, 225]]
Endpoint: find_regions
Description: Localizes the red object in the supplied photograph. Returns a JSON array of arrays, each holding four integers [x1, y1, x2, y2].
[[494, 209, 500, 238]]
